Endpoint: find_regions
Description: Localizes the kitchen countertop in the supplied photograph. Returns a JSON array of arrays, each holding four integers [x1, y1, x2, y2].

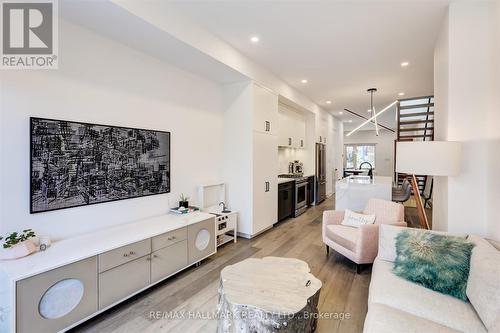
[[277, 174, 315, 185], [335, 176, 392, 211], [278, 178, 295, 184]]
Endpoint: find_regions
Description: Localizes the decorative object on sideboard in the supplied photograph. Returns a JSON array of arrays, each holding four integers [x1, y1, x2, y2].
[[179, 193, 190, 208], [30, 117, 171, 213], [170, 206, 199, 214], [0, 229, 37, 260], [38, 235, 52, 251]]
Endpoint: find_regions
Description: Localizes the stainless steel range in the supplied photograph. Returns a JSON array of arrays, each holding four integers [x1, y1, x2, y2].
[[278, 174, 308, 217]]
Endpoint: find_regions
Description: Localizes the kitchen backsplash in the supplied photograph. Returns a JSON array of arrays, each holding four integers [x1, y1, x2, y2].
[[278, 148, 308, 174]]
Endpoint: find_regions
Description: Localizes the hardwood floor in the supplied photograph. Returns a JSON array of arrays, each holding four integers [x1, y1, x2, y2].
[[71, 196, 371, 333]]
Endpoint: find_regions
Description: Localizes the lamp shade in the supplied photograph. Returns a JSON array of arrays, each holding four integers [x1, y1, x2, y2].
[[396, 141, 461, 176]]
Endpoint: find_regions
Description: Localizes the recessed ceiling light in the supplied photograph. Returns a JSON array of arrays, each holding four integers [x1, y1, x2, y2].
[[367, 109, 372, 113], [250, 36, 260, 43], [326, 100, 332, 104], [347, 120, 353, 123], [338, 111, 343, 115], [401, 61, 409, 67], [301, 79, 308, 84], [398, 92, 405, 96]]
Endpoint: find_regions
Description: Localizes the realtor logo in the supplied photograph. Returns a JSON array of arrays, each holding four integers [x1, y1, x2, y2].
[[1, 0, 58, 69]]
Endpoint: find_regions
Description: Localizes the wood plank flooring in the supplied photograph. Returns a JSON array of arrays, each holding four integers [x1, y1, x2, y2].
[[71, 196, 371, 333]]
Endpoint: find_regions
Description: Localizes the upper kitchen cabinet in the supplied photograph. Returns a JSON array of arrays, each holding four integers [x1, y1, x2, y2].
[[317, 113, 328, 144], [278, 104, 306, 149], [253, 84, 278, 136]]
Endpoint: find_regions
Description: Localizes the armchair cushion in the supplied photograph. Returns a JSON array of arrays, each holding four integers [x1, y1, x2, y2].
[[325, 225, 358, 252], [364, 198, 404, 223]]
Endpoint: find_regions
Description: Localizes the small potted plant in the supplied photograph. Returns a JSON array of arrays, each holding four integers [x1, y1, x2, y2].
[[0, 229, 37, 260], [179, 194, 190, 209]]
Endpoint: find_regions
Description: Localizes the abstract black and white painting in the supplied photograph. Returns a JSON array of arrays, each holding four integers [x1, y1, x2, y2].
[[30, 117, 170, 213]]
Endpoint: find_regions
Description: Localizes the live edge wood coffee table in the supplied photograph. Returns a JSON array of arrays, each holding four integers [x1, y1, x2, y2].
[[217, 256, 322, 333]]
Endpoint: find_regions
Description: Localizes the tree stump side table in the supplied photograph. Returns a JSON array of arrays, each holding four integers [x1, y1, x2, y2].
[[217, 256, 322, 333]]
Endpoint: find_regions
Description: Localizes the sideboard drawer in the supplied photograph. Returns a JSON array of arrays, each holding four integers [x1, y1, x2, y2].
[[152, 227, 187, 251], [98, 239, 151, 273], [99, 255, 150, 309], [16, 257, 98, 333], [151, 240, 188, 283]]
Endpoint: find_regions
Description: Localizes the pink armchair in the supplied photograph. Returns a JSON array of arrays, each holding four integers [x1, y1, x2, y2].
[[322, 198, 406, 273]]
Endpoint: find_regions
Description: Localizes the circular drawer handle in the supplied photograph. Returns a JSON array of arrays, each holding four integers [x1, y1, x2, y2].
[[153, 254, 159, 258], [123, 253, 129, 257], [167, 236, 177, 241], [129, 251, 136, 255]]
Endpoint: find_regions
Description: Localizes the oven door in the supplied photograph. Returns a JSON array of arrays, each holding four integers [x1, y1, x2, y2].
[[295, 181, 308, 208]]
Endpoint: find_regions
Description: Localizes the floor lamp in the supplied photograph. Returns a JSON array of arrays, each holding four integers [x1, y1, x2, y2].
[[395, 141, 461, 230]]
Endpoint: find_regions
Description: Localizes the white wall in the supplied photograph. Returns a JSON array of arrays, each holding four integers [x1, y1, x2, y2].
[[433, 10, 450, 232], [488, 0, 500, 241], [433, 1, 500, 240], [343, 130, 396, 177], [0, 20, 225, 240]]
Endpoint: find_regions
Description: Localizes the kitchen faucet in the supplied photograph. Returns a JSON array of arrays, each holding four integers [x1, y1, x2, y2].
[[359, 161, 373, 179]]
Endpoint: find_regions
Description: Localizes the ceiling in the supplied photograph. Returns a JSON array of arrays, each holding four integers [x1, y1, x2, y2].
[[166, 0, 449, 130]]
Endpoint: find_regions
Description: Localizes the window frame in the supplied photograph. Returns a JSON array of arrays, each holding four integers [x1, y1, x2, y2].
[[344, 143, 376, 170]]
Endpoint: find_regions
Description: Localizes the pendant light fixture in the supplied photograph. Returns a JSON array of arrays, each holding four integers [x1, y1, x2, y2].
[[345, 87, 398, 137], [367, 88, 379, 136]]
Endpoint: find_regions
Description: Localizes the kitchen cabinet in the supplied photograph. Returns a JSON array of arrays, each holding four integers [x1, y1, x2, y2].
[[223, 81, 279, 238], [278, 181, 294, 221], [307, 176, 315, 206], [278, 106, 306, 148], [317, 113, 328, 144], [253, 84, 278, 136], [253, 132, 278, 233]]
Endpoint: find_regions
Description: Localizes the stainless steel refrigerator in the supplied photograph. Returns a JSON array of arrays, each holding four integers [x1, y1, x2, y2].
[[315, 143, 326, 204]]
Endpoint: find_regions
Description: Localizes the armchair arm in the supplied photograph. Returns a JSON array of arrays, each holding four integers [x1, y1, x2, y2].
[[356, 224, 380, 263], [322, 210, 344, 242], [323, 210, 344, 226]]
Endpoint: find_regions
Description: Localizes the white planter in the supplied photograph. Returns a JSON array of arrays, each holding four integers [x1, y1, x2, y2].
[[0, 240, 37, 260]]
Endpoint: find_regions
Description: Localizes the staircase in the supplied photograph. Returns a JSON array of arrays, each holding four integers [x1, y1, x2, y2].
[[395, 96, 434, 195]]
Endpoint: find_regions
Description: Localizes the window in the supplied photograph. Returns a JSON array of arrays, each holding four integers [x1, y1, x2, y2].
[[344, 144, 376, 169]]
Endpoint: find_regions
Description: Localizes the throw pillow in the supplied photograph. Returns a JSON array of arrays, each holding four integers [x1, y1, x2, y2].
[[341, 209, 376, 228], [393, 229, 474, 300], [466, 235, 500, 330]]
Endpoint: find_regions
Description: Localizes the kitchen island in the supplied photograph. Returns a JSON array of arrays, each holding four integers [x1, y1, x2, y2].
[[335, 176, 392, 211]]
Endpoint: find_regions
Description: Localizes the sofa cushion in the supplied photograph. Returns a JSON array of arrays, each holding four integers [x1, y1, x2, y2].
[[466, 235, 500, 330], [393, 229, 474, 300], [325, 224, 358, 252], [363, 303, 461, 333], [378, 224, 450, 262], [369, 258, 487, 333]]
